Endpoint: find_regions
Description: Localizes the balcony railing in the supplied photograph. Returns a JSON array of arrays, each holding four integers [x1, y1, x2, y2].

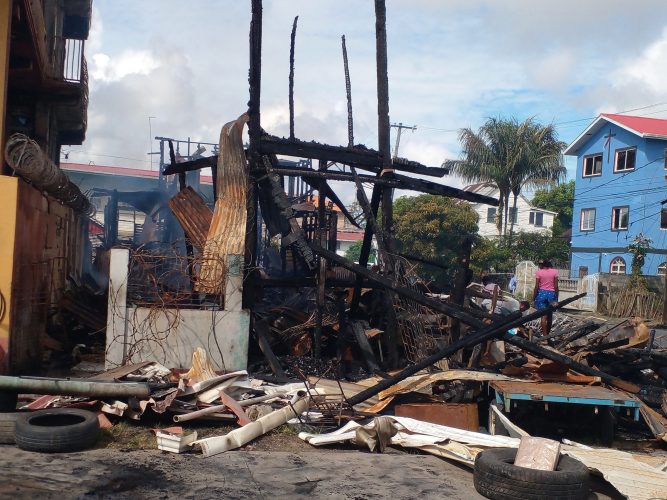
[[63, 38, 85, 83]]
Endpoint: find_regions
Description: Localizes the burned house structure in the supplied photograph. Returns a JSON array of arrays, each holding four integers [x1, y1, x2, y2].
[[98, 0, 610, 399]]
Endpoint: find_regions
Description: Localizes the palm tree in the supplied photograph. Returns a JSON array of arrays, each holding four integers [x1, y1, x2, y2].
[[507, 121, 566, 243], [445, 118, 524, 237], [446, 117, 565, 241]]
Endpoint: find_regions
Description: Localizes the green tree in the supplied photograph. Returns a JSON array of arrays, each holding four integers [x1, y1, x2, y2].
[[393, 194, 478, 283], [344, 240, 376, 264], [531, 180, 575, 232], [446, 117, 565, 241]]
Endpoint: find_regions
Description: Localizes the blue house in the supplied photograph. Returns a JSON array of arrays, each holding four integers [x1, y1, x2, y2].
[[565, 113, 667, 278]]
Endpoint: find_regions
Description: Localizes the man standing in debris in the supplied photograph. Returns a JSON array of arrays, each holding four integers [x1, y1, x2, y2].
[[533, 259, 559, 335]]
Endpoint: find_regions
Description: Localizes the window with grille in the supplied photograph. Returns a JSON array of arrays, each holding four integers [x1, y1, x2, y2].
[[609, 257, 626, 274]]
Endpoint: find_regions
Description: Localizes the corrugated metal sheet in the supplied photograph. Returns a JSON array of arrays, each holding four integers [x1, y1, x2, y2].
[[563, 447, 667, 500], [198, 114, 249, 294], [169, 186, 213, 251]]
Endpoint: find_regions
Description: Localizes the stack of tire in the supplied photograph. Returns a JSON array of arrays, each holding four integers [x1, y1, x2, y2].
[[473, 448, 589, 500], [0, 391, 100, 452]]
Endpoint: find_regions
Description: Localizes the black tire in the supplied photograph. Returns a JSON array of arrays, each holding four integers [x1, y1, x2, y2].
[[474, 448, 589, 500], [15, 408, 100, 453], [0, 412, 19, 444], [0, 391, 17, 412]]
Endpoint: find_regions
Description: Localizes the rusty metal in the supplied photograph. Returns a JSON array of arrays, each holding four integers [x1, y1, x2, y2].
[[169, 187, 213, 251]]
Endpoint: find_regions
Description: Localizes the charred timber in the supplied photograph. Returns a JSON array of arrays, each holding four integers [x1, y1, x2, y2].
[[163, 147, 448, 178], [345, 293, 586, 406], [259, 134, 447, 177], [256, 166, 498, 206], [311, 243, 490, 327]]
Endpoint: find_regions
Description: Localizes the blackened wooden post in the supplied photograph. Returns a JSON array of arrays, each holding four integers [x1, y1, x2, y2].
[[375, 0, 394, 253], [289, 16, 298, 140], [374, 0, 398, 368], [314, 159, 326, 358], [244, 0, 263, 309], [341, 34, 354, 148], [450, 236, 473, 342]]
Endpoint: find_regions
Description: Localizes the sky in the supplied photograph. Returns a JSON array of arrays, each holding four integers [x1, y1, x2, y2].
[[65, 0, 667, 203]]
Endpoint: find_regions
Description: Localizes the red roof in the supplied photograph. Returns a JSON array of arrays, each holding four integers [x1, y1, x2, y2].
[[61, 162, 214, 184], [600, 113, 667, 137], [337, 230, 365, 242], [564, 113, 667, 155]]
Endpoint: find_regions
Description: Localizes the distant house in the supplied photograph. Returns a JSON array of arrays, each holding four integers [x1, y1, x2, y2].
[[300, 195, 368, 257], [565, 114, 667, 278], [463, 182, 557, 238]]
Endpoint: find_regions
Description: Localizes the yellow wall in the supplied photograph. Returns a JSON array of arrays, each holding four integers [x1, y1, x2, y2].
[[0, 176, 17, 373], [0, 0, 11, 165]]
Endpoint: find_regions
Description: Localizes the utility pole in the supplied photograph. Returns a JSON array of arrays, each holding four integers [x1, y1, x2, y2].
[[391, 122, 416, 160]]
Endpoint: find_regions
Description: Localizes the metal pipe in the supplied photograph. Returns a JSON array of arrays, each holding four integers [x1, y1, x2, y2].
[[0, 375, 150, 399], [174, 404, 227, 423], [173, 392, 288, 423]]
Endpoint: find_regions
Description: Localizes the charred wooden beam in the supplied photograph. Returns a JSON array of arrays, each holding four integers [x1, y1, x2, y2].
[[288, 16, 298, 139], [258, 134, 447, 177], [504, 333, 639, 394], [350, 185, 383, 314], [345, 293, 586, 406], [255, 166, 499, 205], [162, 155, 216, 176], [245, 0, 263, 309], [162, 146, 449, 179], [342, 34, 354, 147], [258, 276, 380, 288], [311, 243, 487, 327]]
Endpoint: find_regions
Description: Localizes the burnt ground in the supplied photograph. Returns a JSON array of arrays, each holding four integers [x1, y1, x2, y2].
[[0, 445, 485, 500]]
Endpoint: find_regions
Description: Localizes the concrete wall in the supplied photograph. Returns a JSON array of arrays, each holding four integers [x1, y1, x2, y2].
[[571, 122, 667, 277], [106, 249, 249, 371]]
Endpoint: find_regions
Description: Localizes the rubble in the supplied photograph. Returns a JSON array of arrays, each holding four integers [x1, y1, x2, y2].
[[1, 2, 667, 499]]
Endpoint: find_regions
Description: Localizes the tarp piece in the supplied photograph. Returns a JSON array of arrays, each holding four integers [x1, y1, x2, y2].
[[197, 113, 249, 294]]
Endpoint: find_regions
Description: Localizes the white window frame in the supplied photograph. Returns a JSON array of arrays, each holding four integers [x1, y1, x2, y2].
[[610, 257, 626, 274], [529, 211, 544, 227], [580, 208, 595, 231], [582, 153, 603, 177], [486, 207, 496, 224], [614, 147, 636, 173], [611, 206, 629, 231]]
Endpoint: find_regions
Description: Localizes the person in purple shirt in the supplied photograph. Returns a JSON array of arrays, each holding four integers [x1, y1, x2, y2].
[[533, 259, 559, 335]]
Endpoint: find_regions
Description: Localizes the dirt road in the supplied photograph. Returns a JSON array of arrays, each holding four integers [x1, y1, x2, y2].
[[0, 446, 484, 499]]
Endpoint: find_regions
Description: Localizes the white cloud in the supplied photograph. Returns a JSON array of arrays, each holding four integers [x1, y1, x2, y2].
[[91, 50, 161, 83]]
